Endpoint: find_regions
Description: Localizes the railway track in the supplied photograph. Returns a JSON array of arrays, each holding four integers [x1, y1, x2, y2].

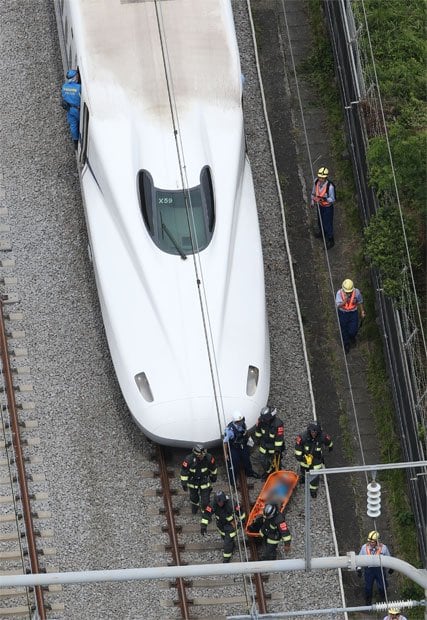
[[146, 445, 288, 619], [0, 266, 62, 619]]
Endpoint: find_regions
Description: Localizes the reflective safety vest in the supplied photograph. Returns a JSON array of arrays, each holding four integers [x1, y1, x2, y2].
[[313, 179, 331, 207], [340, 289, 357, 311], [366, 544, 383, 556]]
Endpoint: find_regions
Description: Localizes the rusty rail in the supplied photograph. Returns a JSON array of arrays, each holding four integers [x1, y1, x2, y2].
[[0, 299, 47, 619], [239, 470, 268, 615], [157, 446, 191, 619]]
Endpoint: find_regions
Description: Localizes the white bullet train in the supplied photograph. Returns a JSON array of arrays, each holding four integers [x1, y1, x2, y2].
[[54, 0, 270, 447]]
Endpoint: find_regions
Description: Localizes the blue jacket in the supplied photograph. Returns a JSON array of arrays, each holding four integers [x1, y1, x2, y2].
[[62, 80, 81, 109], [224, 421, 248, 447]]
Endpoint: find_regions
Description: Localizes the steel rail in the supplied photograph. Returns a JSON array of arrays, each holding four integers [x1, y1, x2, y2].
[[0, 299, 47, 619], [239, 470, 268, 614], [157, 446, 190, 619]]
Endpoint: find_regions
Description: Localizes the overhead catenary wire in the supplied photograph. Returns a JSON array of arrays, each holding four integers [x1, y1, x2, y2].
[[246, 0, 349, 616], [279, 0, 369, 483], [152, 0, 257, 611]]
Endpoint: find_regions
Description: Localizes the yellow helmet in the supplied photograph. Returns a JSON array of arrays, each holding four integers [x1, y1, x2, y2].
[[317, 166, 329, 178], [367, 530, 379, 542], [342, 279, 354, 293], [388, 608, 401, 615]]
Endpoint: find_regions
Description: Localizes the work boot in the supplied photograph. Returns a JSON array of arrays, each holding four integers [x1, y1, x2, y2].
[[344, 343, 350, 354], [310, 489, 317, 499], [223, 557, 231, 563], [326, 237, 335, 249], [191, 504, 199, 515]]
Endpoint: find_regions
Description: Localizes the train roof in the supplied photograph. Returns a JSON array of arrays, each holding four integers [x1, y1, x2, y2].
[[71, 0, 242, 118]]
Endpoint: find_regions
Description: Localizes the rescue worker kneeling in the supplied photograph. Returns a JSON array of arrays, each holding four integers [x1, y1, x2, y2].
[[248, 504, 291, 560], [200, 491, 245, 563]]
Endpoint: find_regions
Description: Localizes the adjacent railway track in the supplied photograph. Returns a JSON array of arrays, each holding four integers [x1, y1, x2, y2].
[[151, 445, 287, 619], [0, 294, 62, 619]]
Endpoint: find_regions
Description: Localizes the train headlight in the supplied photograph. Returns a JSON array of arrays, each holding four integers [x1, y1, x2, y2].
[[246, 365, 259, 396], [134, 372, 154, 402]]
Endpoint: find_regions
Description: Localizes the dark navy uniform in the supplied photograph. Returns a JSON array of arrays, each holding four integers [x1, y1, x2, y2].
[[180, 447, 217, 514], [248, 504, 291, 561], [255, 407, 285, 476], [200, 492, 245, 562], [224, 414, 259, 480], [294, 422, 333, 497]]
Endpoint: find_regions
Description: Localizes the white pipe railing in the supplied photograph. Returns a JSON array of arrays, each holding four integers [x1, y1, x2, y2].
[[0, 552, 425, 589]]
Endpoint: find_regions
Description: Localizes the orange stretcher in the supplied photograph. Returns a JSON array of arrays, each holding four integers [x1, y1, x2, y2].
[[245, 469, 299, 537]]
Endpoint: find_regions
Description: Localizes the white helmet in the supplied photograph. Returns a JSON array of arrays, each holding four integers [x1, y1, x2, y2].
[[232, 411, 244, 423], [260, 406, 276, 419]]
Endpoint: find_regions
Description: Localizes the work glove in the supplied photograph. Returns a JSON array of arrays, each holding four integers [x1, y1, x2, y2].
[[200, 525, 207, 536], [181, 484, 188, 492], [356, 568, 362, 578], [388, 569, 394, 575]]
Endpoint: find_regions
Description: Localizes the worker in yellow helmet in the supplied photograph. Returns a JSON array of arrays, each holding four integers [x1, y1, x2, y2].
[[335, 278, 366, 353], [357, 531, 392, 605], [383, 608, 407, 620], [310, 166, 336, 249]]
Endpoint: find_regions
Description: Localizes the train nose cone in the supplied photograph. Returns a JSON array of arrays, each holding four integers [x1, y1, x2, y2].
[[136, 397, 260, 448]]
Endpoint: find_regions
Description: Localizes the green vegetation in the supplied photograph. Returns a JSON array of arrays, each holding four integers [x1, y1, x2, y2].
[[353, 0, 427, 299], [363, 205, 421, 297], [303, 1, 424, 614]]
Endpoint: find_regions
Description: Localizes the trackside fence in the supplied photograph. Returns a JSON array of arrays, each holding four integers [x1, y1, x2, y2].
[[323, 0, 427, 566]]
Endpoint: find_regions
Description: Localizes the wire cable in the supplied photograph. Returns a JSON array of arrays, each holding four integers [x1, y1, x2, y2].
[[153, 0, 256, 611]]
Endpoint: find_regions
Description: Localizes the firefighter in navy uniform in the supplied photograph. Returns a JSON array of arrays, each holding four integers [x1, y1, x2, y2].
[[248, 504, 291, 560], [180, 445, 217, 514], [200, 490, 246, 563], [294, 421, 333, 498], [254, 406, 285, 478]]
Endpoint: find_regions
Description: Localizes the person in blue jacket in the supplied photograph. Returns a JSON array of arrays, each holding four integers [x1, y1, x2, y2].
[[61, 69, 81, 147], [223, 412, 260, 480]]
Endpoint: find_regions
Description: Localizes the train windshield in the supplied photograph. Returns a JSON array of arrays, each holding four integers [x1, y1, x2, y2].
[[138, 168, 215, 256]]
